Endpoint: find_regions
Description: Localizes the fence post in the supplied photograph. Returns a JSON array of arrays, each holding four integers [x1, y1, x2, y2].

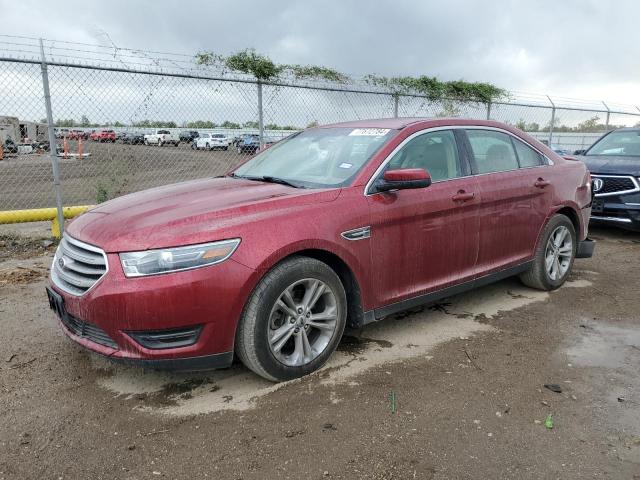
[[602, 101, 610, 130], [39, 38, 65, 237], [546, 95, 555, 145], [486, 101, 492, 120], [257, 81, 264, 148], [392, 94, 399, 118]]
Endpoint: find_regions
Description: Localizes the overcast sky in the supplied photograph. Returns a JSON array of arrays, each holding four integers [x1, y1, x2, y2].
[[1, 0, 638, 106]]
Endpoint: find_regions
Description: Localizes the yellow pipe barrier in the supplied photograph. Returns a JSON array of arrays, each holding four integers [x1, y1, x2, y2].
[[0, 205, 94, 239]]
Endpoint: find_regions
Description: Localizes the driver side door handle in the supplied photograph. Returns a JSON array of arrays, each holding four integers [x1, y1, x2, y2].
[[451, 190, 475, 202]]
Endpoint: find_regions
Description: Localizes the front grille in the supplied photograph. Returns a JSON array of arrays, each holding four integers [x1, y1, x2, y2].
[[51, 234, 108, 296], [60, 312, 118, 349], [593, 175, 639, 196]]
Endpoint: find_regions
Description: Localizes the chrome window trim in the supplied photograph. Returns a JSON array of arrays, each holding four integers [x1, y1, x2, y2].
[[51, 234, 109, 297], [591, 174, 640, 197], [364, 125, 553, 196]]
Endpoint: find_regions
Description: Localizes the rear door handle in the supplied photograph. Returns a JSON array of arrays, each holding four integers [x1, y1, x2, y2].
[[534, 178, 551, 188], [452, 190, 475, 202]]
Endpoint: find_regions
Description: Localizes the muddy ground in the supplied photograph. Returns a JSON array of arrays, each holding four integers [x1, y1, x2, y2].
[[0, 226, 639, 479]]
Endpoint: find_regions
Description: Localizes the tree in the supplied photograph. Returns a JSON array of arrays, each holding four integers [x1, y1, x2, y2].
[[243, 121, 259, 129], [221, 120, 241, 129], [80, 115, 90, 127]]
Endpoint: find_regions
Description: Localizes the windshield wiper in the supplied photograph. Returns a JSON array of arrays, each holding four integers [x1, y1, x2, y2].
[[229, 173, 304, 189]]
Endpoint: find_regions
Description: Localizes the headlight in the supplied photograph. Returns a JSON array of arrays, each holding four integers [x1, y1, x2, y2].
[[120, 239, 240, 277]]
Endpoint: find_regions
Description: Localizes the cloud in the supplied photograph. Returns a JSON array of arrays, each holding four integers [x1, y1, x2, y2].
[[1, 0, 639, 104]]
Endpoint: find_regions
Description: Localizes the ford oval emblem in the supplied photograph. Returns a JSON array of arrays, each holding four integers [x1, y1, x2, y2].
[[592, 178, 604, 192]]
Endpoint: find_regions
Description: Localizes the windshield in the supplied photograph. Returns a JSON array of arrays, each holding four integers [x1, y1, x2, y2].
[[587, 130, 640, 156], [232, 127, 395, 188]]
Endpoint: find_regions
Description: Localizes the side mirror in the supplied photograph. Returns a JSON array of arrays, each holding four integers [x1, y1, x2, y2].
[[573, 149, 586, 156], [374, 168, 432, 193]]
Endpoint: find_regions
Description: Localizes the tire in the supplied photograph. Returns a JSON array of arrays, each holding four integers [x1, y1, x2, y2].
[[144, 139, 149, 145], [174, 142, 179, 147], [237, 146, 242, 154], [519, 214, 576, 291], [206, 143, 210, 150], [223, 146, 228, 151], [235, 256, 347, 382], [158, 139, 163, 147]]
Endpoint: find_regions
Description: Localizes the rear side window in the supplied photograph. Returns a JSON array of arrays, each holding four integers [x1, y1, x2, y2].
[[512, 137, 544, 167], [466, 130, 519, 174]]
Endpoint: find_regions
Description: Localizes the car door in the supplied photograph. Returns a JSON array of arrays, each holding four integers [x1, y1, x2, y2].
[[366, 129, 480, 308], [462, 128, 552, 275]]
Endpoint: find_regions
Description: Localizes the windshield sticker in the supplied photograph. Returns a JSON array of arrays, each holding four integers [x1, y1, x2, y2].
[[349, 128, 390, 137], [338, 163, 353, 169]]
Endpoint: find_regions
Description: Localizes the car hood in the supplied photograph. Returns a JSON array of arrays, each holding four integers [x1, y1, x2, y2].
[[68, 177, 341, 252], [578, 155, 640, 176]]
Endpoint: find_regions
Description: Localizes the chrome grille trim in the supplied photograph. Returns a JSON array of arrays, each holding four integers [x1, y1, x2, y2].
[[51, 234, 108, 296], [591, 174, 640, 197]]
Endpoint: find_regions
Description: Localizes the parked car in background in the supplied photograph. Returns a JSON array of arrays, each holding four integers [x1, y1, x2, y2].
[[574, 128, 640, 231], [89, 129, 116, 142], [3, 138, 18, 154], [179, 130, 200, 143], [68, 129, 89, 140], [194, 133, 229, 150], [236, 134, 261, 154], [144, 129, 180, 147], [120, 132, 145, 145], [539, 139, 571, 156], [47, 118, 594, 382], [55, 128, 70, 139]]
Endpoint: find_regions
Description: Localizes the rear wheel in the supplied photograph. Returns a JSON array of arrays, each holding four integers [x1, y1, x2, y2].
[[235, 256, 347, 382], [158, 139, 163, 147], [519, 214, 576, 291]]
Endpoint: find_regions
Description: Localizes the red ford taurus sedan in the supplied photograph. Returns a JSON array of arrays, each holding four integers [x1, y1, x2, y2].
[[47, 118, 595, 381]]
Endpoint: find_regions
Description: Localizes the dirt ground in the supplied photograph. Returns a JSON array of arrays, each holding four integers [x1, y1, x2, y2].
[[0, 226, 639, 479]]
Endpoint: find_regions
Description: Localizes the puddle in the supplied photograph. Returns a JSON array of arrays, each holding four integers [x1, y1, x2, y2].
[[567, 321, 640, 434], [97, 277, 575, 416], [565, 279, 593, 288], [567, 322, 640, 369]]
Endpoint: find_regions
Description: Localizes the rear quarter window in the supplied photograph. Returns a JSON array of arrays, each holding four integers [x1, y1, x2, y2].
[[512, 137, 544, 168]]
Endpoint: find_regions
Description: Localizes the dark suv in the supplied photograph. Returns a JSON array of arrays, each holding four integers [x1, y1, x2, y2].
[[179, 130, 200, 142], [575, 128, 640, 231]]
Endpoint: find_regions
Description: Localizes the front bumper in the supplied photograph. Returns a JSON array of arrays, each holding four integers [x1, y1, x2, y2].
[[48, 252, 258, 370], [590, 192, 640, 231]]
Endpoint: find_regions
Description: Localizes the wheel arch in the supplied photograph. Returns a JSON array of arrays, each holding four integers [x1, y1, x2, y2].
[[245, 246, 367, 330], [290, 249, 366, 329], [534, 204, 581, 253]]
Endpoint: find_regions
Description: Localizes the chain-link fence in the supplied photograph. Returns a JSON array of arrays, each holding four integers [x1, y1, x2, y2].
[[1, 37, 640, 213]]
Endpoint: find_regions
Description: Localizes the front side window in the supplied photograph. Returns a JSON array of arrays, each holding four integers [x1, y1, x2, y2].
[[233, 127, 396, 188], [386, 130, 462, 181], [512, 137, 544, 168], [587, 130, 640, 156], [466, 130, 519, 174]]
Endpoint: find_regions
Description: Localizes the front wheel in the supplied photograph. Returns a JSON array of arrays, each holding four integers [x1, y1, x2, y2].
[[235, 256, 347, 382], [520, 214, 576, 291]]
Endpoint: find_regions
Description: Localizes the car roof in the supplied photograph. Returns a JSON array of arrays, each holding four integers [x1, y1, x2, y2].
[[320, 117, 519, 130]]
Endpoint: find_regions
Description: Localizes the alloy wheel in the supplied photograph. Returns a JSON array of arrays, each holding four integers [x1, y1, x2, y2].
[[267, 278, 339, 367], [545, 225, 573, 281]]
